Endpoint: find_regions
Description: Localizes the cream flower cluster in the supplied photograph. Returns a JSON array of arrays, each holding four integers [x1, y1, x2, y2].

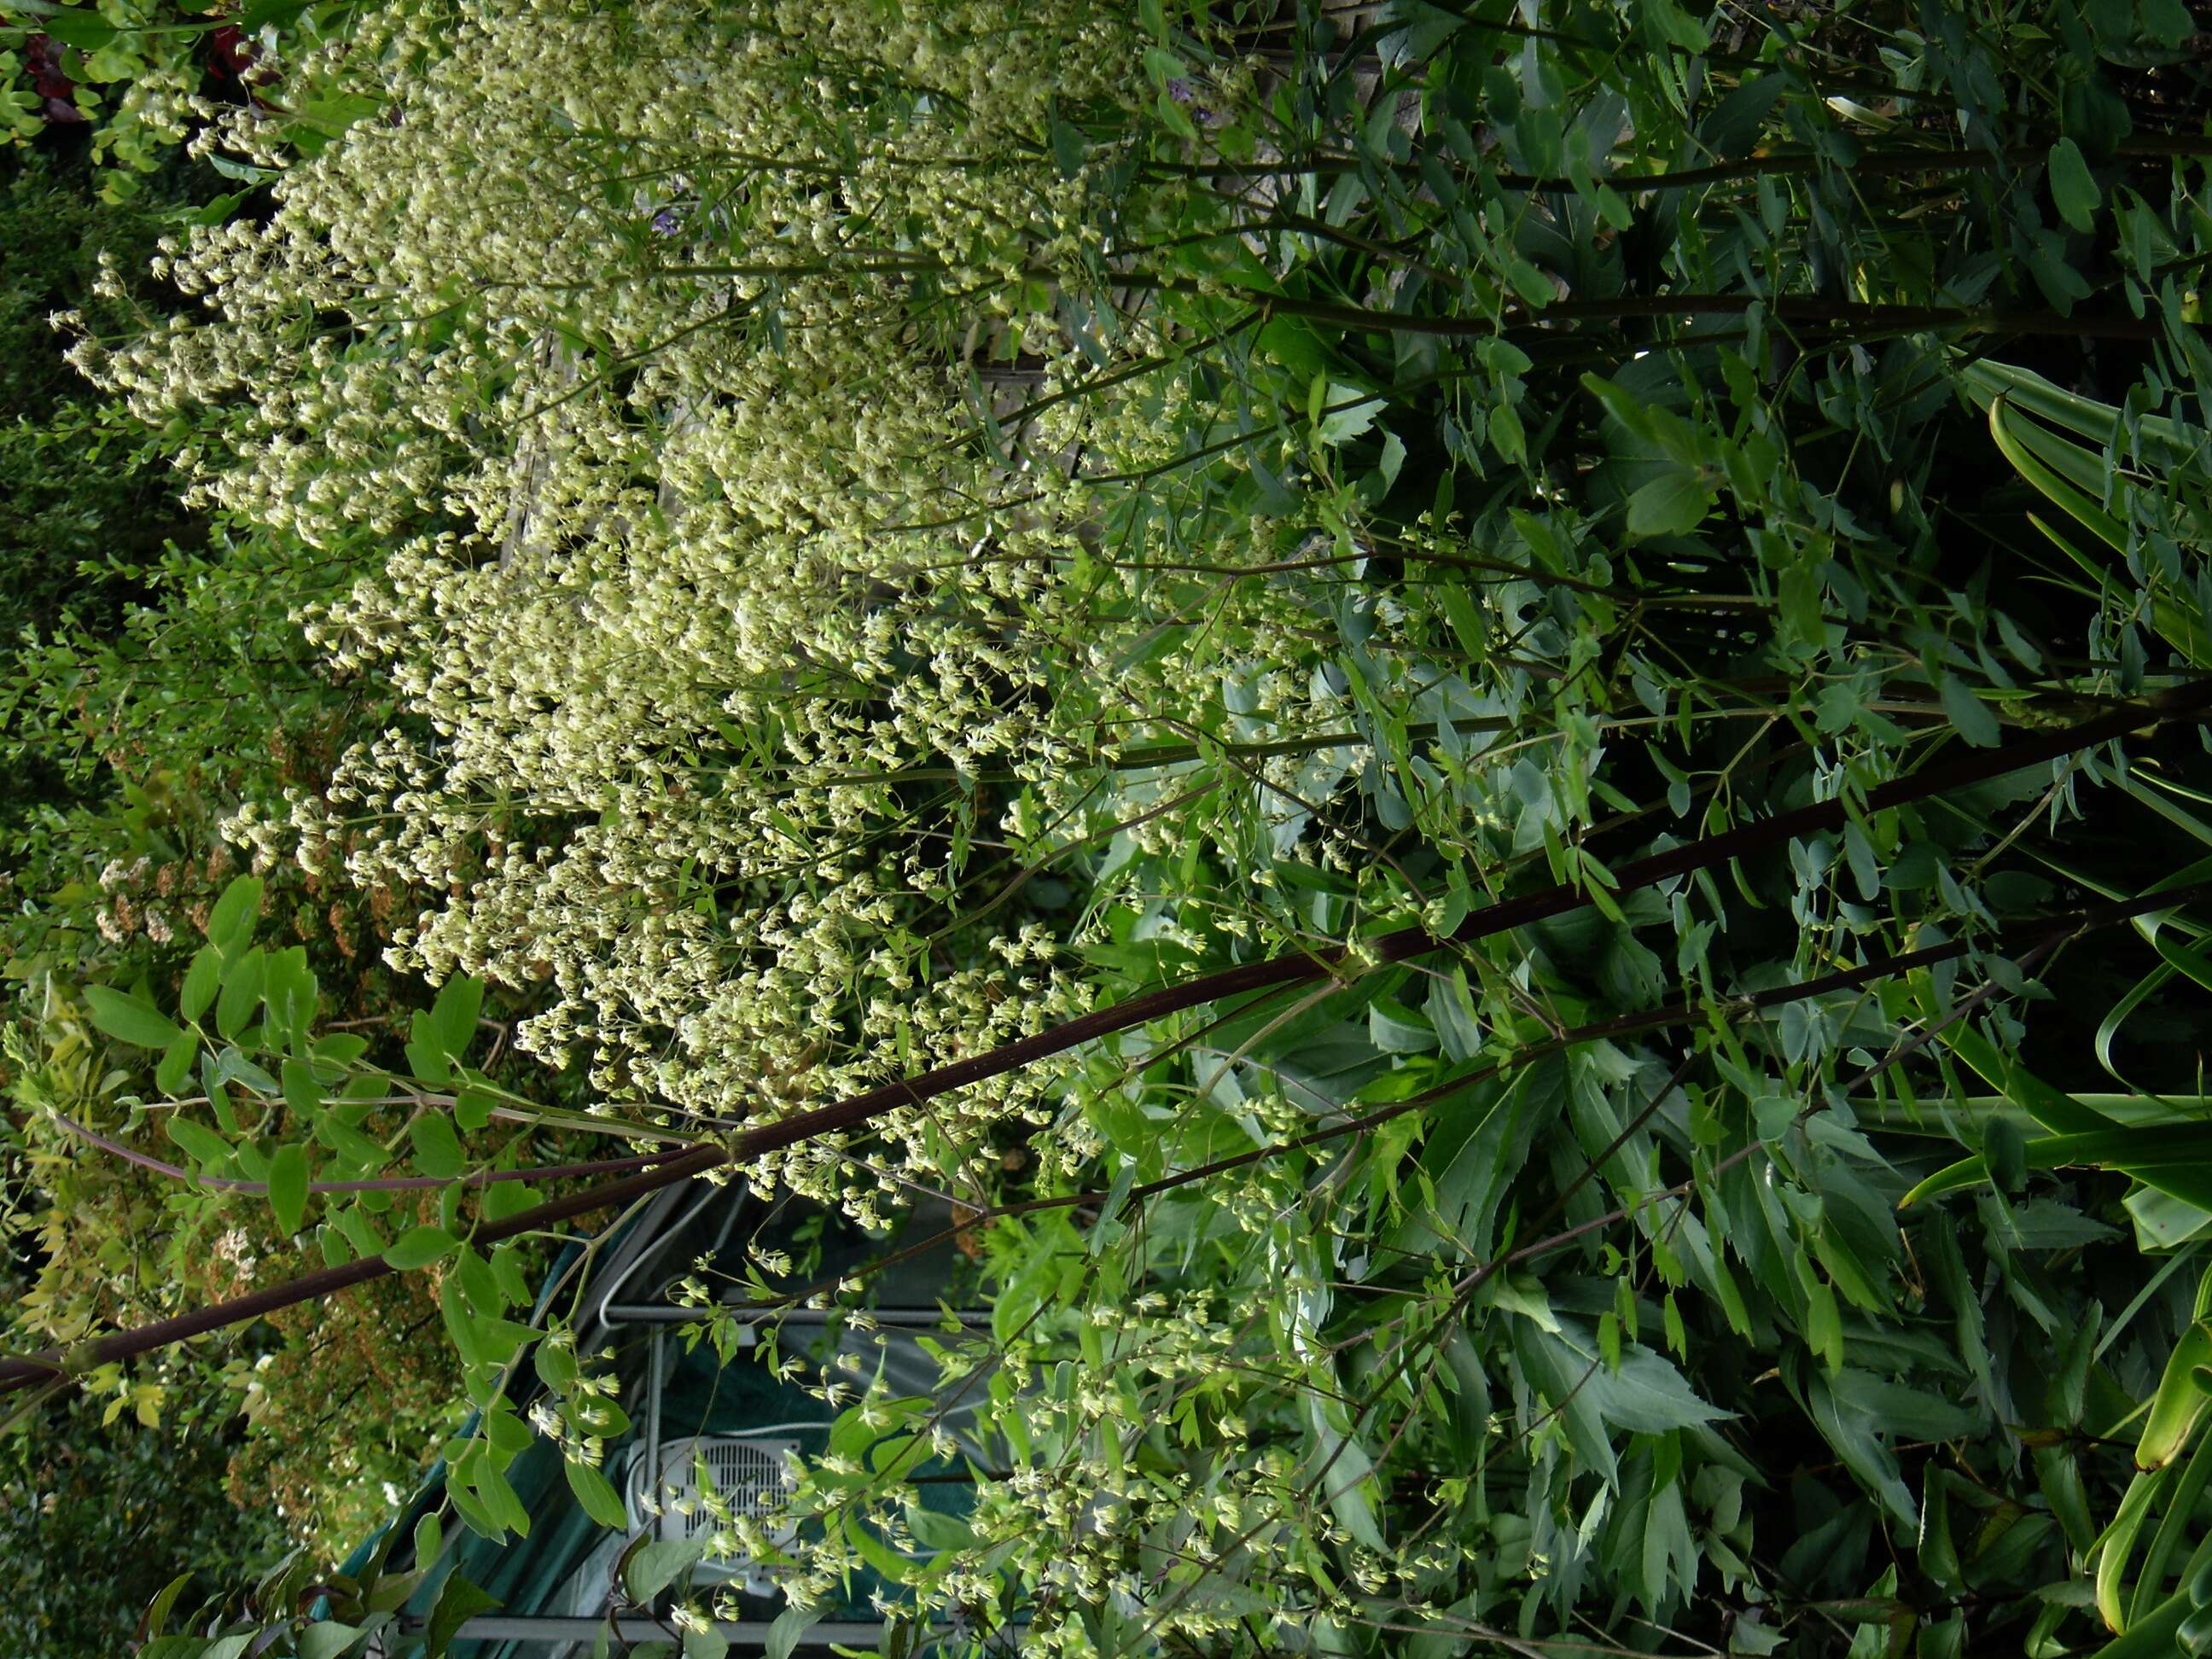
[[79, 0, 1273, 1212]]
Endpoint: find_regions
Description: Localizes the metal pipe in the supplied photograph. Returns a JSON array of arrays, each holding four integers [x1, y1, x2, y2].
[[592, 1182, 731, 1332], [643, 1324, 664, 1531]]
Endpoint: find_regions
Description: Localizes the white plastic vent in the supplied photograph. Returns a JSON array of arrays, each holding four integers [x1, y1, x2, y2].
[[630, 1434, 799, 1597]]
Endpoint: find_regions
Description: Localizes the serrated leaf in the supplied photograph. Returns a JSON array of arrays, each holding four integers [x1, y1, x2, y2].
[[1579, 1337, 1732, 1432], [1802, 1365, 1917, 1526], [1366, 995, 1435, 1054], [1315, 385, 1387, 445]]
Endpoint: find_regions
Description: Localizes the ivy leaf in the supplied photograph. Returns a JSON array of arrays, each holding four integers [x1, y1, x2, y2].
[[84, 986, 185, 1051]]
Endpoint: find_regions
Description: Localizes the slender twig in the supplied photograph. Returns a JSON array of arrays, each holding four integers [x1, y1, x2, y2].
[[44, 1110, 677, 1196]]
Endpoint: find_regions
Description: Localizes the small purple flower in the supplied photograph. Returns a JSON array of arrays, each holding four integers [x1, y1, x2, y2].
[[651, 207, 682, 236], [1166, 77, 1220, 124]]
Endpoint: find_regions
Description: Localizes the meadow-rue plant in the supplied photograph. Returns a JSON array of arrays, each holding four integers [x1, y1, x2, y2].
[[20, 1, 2212, 1656]]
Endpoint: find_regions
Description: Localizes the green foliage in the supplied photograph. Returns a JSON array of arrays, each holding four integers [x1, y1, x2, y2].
[[0, 1389, 288, 1659], [0, 147, 203, 658], [11, 0, 2212, 1656], [0, 0, 363, 197]]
